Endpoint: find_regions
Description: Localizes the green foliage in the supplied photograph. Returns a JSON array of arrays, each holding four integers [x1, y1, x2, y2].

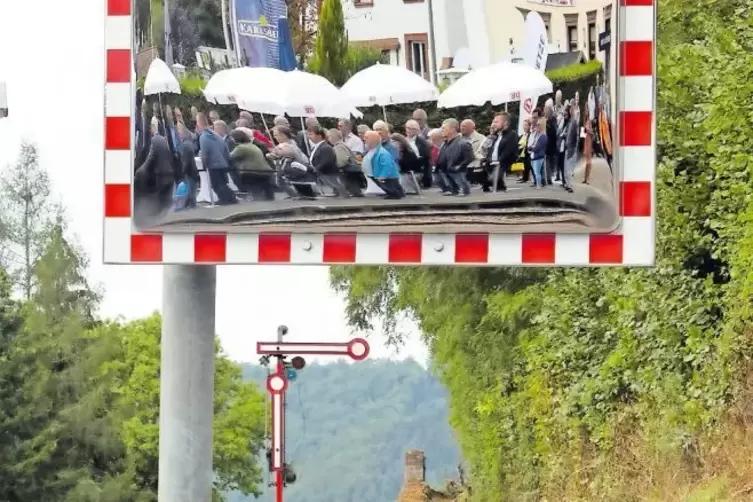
[[0, 142, 267, 502], [229, 360, 462, 502], [329, 1, 753, 500], [311, 0, 350, 86], [545, 59, 602, 83]]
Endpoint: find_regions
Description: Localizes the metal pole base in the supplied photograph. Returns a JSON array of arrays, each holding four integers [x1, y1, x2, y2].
[[158, 265, 217, 502]]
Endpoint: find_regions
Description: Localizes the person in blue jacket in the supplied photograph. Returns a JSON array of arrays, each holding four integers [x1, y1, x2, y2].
[[364, 131, 404, 199]]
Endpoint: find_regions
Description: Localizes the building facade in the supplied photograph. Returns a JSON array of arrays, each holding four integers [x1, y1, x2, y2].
[[341, 0, 615, 88], [341, 0, 467, 84]]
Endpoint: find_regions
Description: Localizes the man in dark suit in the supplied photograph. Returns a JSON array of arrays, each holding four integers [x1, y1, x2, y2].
[[308, 126, 349, 197], [135, 116, 177, 224], [482, 112, 519, 193], [297, 117, 318, 157], [404, 119, 433, 188]]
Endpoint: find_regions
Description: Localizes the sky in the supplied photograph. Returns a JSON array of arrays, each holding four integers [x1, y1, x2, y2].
[[0, 0, 428, 367]]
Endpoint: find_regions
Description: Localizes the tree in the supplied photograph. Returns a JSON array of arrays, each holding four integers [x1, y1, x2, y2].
[[312, 0, 349, 85], [288, 0, 319, 64], [0, 141, 57, 299], [329, 1, 753, 499]]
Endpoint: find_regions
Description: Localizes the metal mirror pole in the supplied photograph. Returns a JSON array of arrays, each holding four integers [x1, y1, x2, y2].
[[158, 265, 217, 502]]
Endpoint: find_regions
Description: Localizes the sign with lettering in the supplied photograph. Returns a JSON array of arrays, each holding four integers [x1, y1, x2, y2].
[[599, 30, 611, 51]]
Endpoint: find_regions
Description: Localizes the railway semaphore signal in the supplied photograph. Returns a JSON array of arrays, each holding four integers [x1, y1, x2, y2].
[[258, 325, 370, 502]]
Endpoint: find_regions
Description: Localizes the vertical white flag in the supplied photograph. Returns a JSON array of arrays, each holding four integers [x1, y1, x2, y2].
[[0, 81, 7, 118], [517, 12, 549, 135]]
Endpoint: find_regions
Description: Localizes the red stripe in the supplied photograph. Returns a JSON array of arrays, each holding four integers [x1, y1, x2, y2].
[[522, 234, 555, 264], [258, 234, 292, 262], [620, 181, 652, 217], [105, 116, 131, 150], [131, 234, 162, 262], [106, 49, 131, 83], [323, 234, 357, 263], [455, 234, 489, 263], [107, 0, 131, 15], [194, 234, 227, 263], [104, 184, 131, 218], [589, 234, 623, 264], [621, 0, 653, 5], [620, 111, 652, 147], [388, 234, 422, 263], [620, 41, 653, 76]]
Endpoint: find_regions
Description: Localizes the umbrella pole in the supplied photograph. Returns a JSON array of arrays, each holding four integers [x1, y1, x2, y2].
[[258, 112, 273, 140], [381, 105, 387, 122]]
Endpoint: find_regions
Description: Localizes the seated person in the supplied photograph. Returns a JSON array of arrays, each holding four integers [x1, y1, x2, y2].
[[327, 128, 364, 197], [277, 143, 317, 199], [364, 130, 404, 200], [229, 129, 276, 201]]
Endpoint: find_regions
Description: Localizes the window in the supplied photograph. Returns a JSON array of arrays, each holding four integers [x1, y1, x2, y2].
[[604, 17, 611, 36], [404, 33, 429, 80], [565, 14, 578, 53], [567, 26, 578, 53], [588, 22, 597, 60], [410, 41, 427, 76]]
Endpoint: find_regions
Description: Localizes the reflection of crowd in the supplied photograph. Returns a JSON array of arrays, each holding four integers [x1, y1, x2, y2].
[[132, 87, 611, 217]]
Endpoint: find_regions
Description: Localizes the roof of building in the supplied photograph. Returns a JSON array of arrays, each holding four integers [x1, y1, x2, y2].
[[545, 50, 587, 72]]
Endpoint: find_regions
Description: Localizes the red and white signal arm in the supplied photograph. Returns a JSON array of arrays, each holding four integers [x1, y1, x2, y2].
[[102, 0, 655, 267]]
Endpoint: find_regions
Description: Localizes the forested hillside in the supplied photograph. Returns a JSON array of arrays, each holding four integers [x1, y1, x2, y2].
[[330, 1, 753, 501], [229, 360, 461, 502]]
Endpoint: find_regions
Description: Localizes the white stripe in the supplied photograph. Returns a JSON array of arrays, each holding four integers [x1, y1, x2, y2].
[[554, 234, 590, 266], [105, 15, 131, 50], [105, 82, 131, 117], [623, 6, 654, 41], [622, 217, 654, 266], [290, 233, 324, 263], [103, 217, 132, 264], [163, 233, 195, 263], [226, 234, 260, 262], [621, 146, 656, 181], [272, 393, 282, 469], [421, 234, 456, 265], [621, 76, 653, 112], [257, 342, 349, 354], [354, 233, 389, 264], [487, 234, 523, 265], [105, 150, 132, 184]]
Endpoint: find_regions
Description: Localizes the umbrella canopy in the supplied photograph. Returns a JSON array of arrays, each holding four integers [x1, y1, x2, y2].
[[202, 67, 285, 109], [277, 17, 298, 72], [203, 67, 360, 118], [340, 62, 439, 107], [143, 57, 181, 95], [267, 69, 361, 118], [438, 61, 553, 108]]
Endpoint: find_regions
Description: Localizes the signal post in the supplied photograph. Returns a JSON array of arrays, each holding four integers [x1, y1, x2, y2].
[[258, 326, 370, 502]]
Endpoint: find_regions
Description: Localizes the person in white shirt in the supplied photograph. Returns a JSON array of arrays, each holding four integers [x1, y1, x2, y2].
[[338, 118, 365, 156]]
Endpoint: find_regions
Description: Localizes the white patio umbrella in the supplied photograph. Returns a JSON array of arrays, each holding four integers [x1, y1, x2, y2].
[[340, 63, 439, 118], [143, 57, 181, 95], [202, 66, 284, 108], [267, 69, 362, 119], [438, 61, 553, 108]]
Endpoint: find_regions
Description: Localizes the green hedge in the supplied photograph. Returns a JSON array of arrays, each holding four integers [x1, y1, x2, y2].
[[144, 61, 602, 134]]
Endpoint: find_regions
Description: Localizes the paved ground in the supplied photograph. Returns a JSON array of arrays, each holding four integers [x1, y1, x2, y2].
[[146, 157, 616, 234]]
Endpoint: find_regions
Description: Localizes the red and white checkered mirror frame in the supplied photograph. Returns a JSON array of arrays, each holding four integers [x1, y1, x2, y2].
[[103, 0, 654, 266]]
